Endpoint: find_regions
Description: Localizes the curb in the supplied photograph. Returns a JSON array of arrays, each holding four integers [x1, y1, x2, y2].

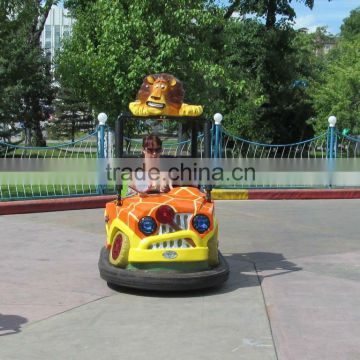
[[1, 189, 360, 215], [0, 195, 115, 216], [212, 189, 249, 200], [213, 188, 360, 200]]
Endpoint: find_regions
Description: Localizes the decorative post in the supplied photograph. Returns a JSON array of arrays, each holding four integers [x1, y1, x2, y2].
[[97, 113, 108, 194], [327, 115, 337, 188], [98, 112, 108, 158], [328, 115, 337, 159], [213, 113, 223, 159]]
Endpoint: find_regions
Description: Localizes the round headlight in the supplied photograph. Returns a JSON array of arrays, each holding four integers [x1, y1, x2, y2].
[[192, 214, 210, 234], [139, 216, 157, 235]]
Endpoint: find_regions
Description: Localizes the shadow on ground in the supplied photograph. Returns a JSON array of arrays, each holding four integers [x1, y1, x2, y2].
[[0, 314, 28, 336], [107, 252, 302, 298]]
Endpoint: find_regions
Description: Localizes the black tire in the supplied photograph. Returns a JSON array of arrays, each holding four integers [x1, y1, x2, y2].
[[98, 247, 229, 291]]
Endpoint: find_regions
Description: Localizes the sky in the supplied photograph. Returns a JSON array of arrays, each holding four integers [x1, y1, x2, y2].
[[292, 0, 360, 34], [58, 0, 359, 35]]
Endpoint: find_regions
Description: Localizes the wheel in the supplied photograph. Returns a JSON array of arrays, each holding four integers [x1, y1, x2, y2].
[[207, 232, 219, 267], [109, 231, 130, 268]]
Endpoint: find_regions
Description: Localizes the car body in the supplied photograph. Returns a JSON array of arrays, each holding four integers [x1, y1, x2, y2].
[[105, 186, 218, 267], [98, 186, 229, 290], [98, 101, 228, 290]]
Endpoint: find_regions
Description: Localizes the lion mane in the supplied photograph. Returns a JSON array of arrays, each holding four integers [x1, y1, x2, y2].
[[129, 73, 203, 117], [137, 73, 184, 111]]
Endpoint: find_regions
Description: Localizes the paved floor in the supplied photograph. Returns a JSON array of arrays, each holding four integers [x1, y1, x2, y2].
[[0, 200, 359, 359]]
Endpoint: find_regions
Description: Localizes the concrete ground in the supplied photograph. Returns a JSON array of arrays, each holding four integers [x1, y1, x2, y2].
[[0, 200, 359, 360]]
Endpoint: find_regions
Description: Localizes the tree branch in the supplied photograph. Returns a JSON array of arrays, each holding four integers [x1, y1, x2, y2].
[[31, 0, 58, 45], [224, 0, 241, 20]]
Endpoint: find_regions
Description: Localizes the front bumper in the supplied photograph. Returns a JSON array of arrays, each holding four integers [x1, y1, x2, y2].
[[98, 247, 229, 291], [129, 229, 211, 263]]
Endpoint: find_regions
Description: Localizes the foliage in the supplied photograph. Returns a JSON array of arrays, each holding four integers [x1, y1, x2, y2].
[[217, 19, 319, 142], [0, 0, 56, 146], [340, 7, 360, 40], [224, 0, 317, 28], [309, 8, 360, 135], [50, 87, 94, 141], [310, 36, 360, 134], [58, 0, 333, 143], [58, 0, 224, 127]]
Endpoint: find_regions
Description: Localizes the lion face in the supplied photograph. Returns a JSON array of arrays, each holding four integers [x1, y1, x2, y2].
[[129, 73, 203, 117], [137, 73, 184, 115]]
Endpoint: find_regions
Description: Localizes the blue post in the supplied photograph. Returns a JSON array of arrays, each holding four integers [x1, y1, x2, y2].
[[97, 113, 108, 194], [327, 116, 337, 188], [214, 124, 219, 158], [329, 126, 334, 159], [213, 113, 223, 158], [327, 116, 337, 159], [326, 127, 330, 158], [99, 124, 105, 159]]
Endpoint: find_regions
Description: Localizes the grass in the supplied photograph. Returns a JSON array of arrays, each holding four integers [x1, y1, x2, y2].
[[0, 184, 118, 201], [0, 147, 97, 158]]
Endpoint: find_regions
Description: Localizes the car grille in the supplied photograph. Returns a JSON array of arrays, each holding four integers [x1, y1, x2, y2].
[[149, 239, 192, 249], [148, 213, 193, 250], [158, 213, 191, 235]]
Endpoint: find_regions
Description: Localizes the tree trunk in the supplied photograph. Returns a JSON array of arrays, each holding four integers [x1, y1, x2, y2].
[[25, 126, 32, 147], [266, 0, 277, 29], [33, 123, 45, 146], [29, 0, 57, 46], [72, 119, 75, 142], [25, 0, 56, 147]]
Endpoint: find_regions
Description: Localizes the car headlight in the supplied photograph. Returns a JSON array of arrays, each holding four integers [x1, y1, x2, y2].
[[139, 216, 157, 235], [192, 214, 210, 233]]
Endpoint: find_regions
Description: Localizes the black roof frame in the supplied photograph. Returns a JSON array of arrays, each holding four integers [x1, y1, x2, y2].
[[114, 112, 212, 202]]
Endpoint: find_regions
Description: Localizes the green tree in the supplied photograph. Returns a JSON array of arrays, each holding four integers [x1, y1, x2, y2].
[[59, 0, 224, 126], [217, 17, 320, 142], [311, 36, 360, 134], [310, 8, 360, 135], [224, 0, 320, 29], [340, 7, 360, 40], [59, 0, 324, 143], [51, 87, 94, 142], [0, 0, 56, 146]]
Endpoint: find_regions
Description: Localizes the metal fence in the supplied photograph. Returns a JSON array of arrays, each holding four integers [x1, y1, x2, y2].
[[1, 115, 359, 200], [0, 130, 100, 200], [335, 131, 360, 158], [217, 127, 328, 159]]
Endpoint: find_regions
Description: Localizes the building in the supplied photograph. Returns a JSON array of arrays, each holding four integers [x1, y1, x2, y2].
[[40, 5, 74, 62]]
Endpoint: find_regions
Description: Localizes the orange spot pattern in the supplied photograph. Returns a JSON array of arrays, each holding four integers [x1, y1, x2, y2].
[[105, 187, 214, 239]]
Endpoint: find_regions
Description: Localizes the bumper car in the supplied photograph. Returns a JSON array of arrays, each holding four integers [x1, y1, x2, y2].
[[99, 186, 229, 291], [98, 73, 229, 291]]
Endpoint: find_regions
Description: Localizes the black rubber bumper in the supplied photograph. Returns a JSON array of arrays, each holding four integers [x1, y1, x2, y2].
[[98, 247, 229, 291]]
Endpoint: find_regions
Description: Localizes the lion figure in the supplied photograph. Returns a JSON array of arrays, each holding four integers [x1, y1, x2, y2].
[[129, 73, 203, 117]]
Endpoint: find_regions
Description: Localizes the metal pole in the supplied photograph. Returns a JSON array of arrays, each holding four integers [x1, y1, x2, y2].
[[213, 113, 223, 159], [204, 119, 211, 158], [96, 113, 108, 195], [327, 116, 337, 188], [115, 114, 124, 203], [326, 127, 330, 158], [191, 119, 198, 158], [203, 119, 212, 201], [99, 124, 105, 159], [214, 124, 219, 158], [115, 114, 124, 158], [329, 126, 334, 159]]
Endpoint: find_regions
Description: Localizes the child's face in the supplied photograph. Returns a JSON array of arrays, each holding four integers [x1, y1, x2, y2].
[[143, 140, 162, 158]]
